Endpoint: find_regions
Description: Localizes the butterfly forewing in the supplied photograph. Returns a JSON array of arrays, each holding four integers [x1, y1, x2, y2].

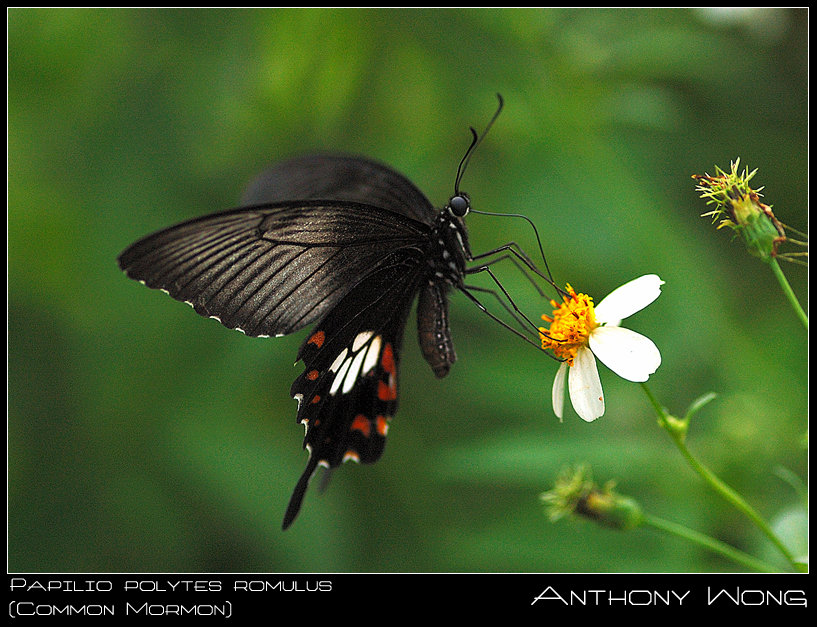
[[118, 200, 431, 338]]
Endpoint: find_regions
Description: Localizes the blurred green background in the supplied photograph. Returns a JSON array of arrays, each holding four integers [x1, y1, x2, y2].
[[9, 8, 807, 573]]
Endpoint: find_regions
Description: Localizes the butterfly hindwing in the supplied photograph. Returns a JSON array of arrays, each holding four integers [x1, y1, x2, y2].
[[282, 246, 425, 528]]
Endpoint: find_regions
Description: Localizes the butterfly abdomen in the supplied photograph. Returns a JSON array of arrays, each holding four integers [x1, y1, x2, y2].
[[417, 280, 456, 378], [415, 208, 471, 378]]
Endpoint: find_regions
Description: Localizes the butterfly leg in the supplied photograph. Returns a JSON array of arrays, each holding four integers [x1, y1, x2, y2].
[[469, 241, 564, 296], [464, 260, 546, 333], [467, 252, 547, 298], [461, 258, 561, 357], [458, 283, 556, 356], [463, 283, 537, 334]]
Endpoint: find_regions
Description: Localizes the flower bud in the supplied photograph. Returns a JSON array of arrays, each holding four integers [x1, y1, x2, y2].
[[541, 465, 644, 531], [694, 159, 785, 262], [575, 486, 644, 531]]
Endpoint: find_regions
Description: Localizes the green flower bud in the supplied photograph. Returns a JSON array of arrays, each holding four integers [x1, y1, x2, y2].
[[541, 464, 644, 531], [694, 159, 785, 262], [575, 487, 644, 531]]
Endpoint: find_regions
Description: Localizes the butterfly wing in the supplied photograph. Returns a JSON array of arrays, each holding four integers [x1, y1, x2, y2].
[[283, 245, 426, 528], [117, 200, 430, 338], [241, 154, 437, 224]]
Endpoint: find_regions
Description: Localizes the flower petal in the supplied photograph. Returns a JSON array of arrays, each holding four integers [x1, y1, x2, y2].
[[568, 346, 605, 422], [594, 274, 664, 326], [552, 361, 568, 421], [589, 326, 661, 382]]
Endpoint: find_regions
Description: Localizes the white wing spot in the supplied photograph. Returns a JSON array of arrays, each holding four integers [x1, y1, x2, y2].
[[352, 331, 374, 352], [342, 345, 368, 394], [362, 335, 381, 375], [330, 357, 351, 395], [329, 349, 348, 373], [326, 331, 381, 396]]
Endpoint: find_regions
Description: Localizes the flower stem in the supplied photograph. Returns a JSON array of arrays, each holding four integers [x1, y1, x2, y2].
[[769, 257, 808, 330], [641, 513, 782, 573], [640, 382, 798, 570]]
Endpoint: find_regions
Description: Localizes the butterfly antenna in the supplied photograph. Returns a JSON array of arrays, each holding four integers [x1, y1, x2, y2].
[[454, 93, 504, 196]]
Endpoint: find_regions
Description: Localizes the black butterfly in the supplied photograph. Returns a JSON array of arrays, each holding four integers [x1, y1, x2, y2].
[[117, 97, 552, 529]]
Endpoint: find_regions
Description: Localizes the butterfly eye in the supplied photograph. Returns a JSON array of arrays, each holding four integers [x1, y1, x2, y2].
[[448, 194, 470, 217]]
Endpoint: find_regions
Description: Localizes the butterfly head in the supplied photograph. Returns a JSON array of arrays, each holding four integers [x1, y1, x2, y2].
[[447, 192, 471, 218]]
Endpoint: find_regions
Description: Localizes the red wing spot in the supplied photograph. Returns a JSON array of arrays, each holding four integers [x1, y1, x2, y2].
[[310, 394, 321, 404], [377, 378, 397, 402], [306, 369, 320, 381], [343, 451, 361, 463], [376, 416, 389, 437], [351, 414, 371, 437], [381, 342, 395, 374], [308, 331, 325, 348]]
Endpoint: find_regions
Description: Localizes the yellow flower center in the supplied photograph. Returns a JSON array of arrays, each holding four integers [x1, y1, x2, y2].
[[539, 284, 598, 366]]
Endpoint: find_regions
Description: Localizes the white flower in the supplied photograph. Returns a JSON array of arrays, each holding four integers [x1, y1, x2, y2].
[[540, 275, 663, 422]]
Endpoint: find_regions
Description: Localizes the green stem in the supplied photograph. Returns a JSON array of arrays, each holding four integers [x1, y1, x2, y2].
[[641, 513, 782, 573], [640, 383, 798, 570], [769, 257, 808, 330]]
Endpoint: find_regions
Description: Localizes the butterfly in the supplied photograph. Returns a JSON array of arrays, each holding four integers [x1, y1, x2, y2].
[[117, 96, 553, 529]]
